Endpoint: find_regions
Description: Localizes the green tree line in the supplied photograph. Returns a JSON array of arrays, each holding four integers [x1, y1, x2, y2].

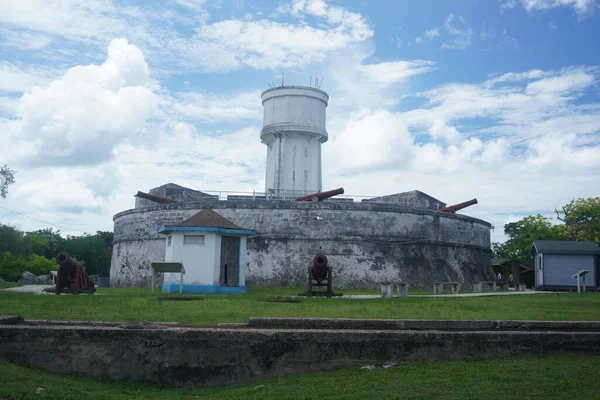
[[0, 225, 112, 281], [492, 197, 600, 263]]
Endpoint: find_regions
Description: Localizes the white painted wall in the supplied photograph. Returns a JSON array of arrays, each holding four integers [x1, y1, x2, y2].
[[260, 86, 328, 195], [164, 231, 219, 285], [212, 234, 221, 285]]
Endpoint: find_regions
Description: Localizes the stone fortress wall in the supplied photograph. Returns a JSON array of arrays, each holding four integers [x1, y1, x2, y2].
[[110, 197, 493, 289]]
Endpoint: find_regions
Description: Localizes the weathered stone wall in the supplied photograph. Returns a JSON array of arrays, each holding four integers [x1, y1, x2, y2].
[[1, 319, 599, 388], [110, 200, 493, 289], [362, 190, 446, 210]]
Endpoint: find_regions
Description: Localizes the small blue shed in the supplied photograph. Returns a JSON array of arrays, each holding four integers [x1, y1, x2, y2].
[[529, 240, 600, 290]]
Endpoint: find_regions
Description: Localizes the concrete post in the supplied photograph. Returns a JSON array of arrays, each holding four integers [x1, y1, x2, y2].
[[516, 283, 526, 292], [380, 284, 393, 298], [474, 282, 482, 293], [451, 283, 461, 294], [396, 283, 408, 298], [151, 267, 155, 294], [434, 283, 443, 295]]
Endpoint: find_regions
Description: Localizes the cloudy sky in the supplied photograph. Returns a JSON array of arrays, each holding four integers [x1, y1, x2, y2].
[[1, 0, 599, 242]]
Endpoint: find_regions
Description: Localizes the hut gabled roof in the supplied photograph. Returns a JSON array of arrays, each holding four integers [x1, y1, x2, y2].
[[175, 209, 245, 230], [158, 209, 256, 236]]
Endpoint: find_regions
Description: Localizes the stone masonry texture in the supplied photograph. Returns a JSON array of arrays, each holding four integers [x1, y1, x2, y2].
[[1, 319, 599, 387], [110, 200, 493, 289]]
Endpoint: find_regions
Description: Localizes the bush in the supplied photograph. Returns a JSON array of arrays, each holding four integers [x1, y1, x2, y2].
[[0, 251, 56, 282]]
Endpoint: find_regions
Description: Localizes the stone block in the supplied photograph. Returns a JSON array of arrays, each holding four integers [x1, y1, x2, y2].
[[450, 283, 461, 294], [434, 282, 461, 295], [18, 271, 37, 284], [516, 283, 527, 292], [474, 281, 495, 293], [380, 283, 393, 298], [396, 283, 408, 298]]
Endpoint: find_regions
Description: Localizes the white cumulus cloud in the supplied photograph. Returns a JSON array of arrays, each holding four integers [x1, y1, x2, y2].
[[10, 38, 158, 166]]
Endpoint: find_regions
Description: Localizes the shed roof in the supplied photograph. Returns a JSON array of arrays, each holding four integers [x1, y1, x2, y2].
[[530, 240, 600, 256], [158, 209, 256, 235]]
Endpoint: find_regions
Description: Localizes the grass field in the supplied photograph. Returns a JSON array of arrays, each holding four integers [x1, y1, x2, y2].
[[2, 355, 599, 399], [1, 287, 599, 324], [0, 282, 22, 289], [1, 288, 599, 399]]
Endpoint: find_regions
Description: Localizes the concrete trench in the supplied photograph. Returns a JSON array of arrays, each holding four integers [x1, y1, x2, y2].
[[1, 316, 600, 387]]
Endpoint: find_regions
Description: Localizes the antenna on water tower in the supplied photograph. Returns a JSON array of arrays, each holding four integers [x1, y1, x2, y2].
[[310, 75, 312, 87], [281, 72, 285, 87]]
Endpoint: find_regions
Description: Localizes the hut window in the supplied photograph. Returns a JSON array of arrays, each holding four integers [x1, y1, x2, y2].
[[167, 236, 172, 246], [184, 235, 205, 246]]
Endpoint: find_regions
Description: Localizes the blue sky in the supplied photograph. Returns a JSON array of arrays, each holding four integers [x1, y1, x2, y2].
[[1, 0, 599, 242]]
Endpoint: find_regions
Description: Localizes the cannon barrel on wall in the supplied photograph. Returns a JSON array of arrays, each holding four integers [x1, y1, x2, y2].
[[440, 198, 478, 214], [296, 187, 345, 202], [135, 191, 178, 204]]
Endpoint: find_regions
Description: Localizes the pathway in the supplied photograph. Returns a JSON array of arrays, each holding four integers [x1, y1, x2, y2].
[[1, 285, 54, 293], [341, 291, 559, 299]]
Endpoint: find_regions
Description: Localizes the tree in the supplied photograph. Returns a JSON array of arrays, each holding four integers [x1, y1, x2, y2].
[[0, 165, 16, 199], [61, 231, 113, 276], [24, 228, 64, 259], [0, 225, 113, 280], [494, 197, 600, 264], [556, 197, 600, 243], [0, 224, 26, 255], [501, 214, 563, 263], [491, 242, 508, 258]]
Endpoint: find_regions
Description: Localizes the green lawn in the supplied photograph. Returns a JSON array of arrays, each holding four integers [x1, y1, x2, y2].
[[0, 282, 22, 289], [2, 355, 599, 399], [0, 287, 599, 324]]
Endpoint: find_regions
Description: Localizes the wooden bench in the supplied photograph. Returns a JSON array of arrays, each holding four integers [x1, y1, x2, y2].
[[151, 262, 185, 294], [433, 282, 461, 295]]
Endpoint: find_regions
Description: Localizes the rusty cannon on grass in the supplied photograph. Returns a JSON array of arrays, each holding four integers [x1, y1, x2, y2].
[[55, 252, 96, 295], [296, 187, 345, 202], [306, 252, 335, 298], [440, 198, 478, 214]]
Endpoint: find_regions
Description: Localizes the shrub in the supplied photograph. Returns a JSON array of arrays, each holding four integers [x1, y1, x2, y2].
[[0, 251, 57, 281]]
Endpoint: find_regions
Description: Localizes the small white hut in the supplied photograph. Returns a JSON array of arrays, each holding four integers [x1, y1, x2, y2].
[[158, 209, 256, 294]]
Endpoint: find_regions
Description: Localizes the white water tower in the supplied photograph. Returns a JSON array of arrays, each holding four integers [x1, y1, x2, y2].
[[260, 86, 329, 197]]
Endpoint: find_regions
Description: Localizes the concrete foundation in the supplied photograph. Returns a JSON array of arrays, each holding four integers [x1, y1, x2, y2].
[[111, 200, 493, 289], [1, 317, 599, 388]]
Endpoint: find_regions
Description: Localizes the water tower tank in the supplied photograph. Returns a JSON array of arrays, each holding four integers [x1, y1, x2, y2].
[[260, 86, 329, 197]]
